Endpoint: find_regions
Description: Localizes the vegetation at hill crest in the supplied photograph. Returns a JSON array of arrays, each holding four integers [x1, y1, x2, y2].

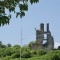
[[0, 41, 60, 60]]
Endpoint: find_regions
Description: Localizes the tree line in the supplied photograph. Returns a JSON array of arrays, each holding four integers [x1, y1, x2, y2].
[[0, 41, 60, 60]]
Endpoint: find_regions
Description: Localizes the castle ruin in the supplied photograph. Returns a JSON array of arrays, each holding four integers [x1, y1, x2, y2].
[[32, 23, 54, 51]]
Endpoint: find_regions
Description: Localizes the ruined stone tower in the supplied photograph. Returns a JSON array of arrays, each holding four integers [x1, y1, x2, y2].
[[35, 23, 54, 51], [32, 23, 54, 51]]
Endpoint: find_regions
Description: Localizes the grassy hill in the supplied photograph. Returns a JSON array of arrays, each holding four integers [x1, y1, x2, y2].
[[0, 41, 60, 60]]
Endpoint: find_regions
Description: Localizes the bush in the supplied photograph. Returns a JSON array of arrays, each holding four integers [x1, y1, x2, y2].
[[12, 53, 20, 58], [37, 49, 47, 56], [30, 50, 37, 56], [52, 54, 60, 60], [21, 50, 31, 58], [2, 56, 11, 60], [41, 50, 60, 60]]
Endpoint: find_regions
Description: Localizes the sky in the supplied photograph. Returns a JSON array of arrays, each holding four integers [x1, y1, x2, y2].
[[0, 0, 60, 48]]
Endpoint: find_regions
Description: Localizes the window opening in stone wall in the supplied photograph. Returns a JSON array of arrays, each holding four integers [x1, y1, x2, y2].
[[44, 34, 47, 39]]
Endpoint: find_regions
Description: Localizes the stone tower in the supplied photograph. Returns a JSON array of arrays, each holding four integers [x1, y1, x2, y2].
[[32, 23, 54, 51]]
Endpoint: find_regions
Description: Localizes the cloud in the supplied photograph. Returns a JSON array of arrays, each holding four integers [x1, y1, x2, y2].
[[54, 42, 60, 48]]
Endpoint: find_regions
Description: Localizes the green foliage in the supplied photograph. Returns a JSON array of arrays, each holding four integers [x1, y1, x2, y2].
[[0, 48, 6, 57], [0, 0, 39, 26], [12, 53, 20, 58], [13, 45, 20, 53], [28, 41, 37, 49], [0, 41, 6, 48], [6, 47, 13, 56], [2, 56, 12, 60], [45, 50, 60, 60], [13, 45, 20, 48], [22, 45, 31, 52], [0, 41, 60, 60], [51, 54, 60, 60], [37, 49, 47, 56], [0, 41, 2, 45], [21, 46, 31, 58], [7, 44, 12, 47], [58, 46, 60, 50], [30, 50, 37, 55], [21, 50, 31, 58]]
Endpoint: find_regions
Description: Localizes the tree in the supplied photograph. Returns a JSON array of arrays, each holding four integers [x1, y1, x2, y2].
[[0, 41, 2, 46], [58, 46, 60, 50], [7, 44, 12, 47], [21, 50, 31, 58], [28, 41, 38, 49], [0, 41, 6, 48], [0, 0, 39, 26], [37, 49, 47, 56], [1, 44, 6, 48]]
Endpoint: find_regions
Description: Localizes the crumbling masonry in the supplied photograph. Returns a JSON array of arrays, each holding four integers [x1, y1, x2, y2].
[[32, 23, 54, 51]]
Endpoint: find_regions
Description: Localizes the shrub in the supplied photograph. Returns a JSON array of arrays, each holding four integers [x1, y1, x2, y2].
[[52, 54, 60, 60], [2, 56, 11, 60], [37, 49, 46, 56], [42, 50, 60, 60], [21, 50, 31, 58], [12, 53, 20, 58], [30, 50, 37, 56]]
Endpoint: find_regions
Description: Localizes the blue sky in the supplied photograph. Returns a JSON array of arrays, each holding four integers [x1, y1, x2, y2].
[[0, 0, 60, 48]]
